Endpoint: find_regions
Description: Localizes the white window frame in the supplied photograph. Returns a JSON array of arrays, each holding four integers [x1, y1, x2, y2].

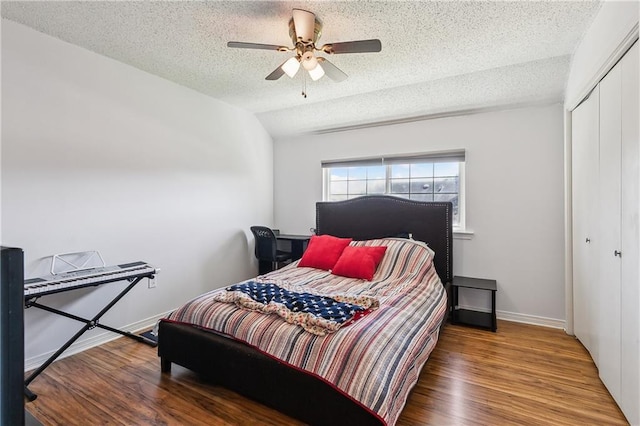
[[322, 150, 467, 232]]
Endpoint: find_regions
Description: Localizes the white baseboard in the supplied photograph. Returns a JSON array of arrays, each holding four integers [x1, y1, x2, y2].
[[457, 304, 566, 330], [25, 310, 173, 372], [497, 310, 565, 330]]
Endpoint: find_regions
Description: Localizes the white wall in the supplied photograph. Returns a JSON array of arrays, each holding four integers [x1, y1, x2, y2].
[[565, 1, 639, 109], [274, 104, 566, 326], [1, 20, 273, 367]]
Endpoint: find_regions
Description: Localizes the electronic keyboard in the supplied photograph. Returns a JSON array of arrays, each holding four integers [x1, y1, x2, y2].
[[24, 261, 157, 298]]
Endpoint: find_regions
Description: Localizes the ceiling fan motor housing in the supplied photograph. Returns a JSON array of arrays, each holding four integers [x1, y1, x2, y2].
[[288, 16, 322, 45]]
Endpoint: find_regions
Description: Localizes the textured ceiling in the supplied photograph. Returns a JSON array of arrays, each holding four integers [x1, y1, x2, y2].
[[1, 1, 601, 139]]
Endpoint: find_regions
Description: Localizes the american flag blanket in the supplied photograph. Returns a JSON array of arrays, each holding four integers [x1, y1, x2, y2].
[[165, 238, 447, 425], [214, 281, 379, 336]]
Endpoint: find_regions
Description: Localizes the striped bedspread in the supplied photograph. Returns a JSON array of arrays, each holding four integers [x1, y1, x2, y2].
[[165, 238, 447, 425]]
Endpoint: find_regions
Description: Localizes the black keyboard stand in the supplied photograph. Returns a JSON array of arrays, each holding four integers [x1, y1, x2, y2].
[[24, 274, 156, 401]]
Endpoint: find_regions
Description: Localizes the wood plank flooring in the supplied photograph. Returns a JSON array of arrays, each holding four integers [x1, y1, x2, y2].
[[25, 320, 628, 425]]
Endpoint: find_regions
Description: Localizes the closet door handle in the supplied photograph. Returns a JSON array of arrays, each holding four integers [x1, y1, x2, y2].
[[585, 238, 591, 243], [614, 250, 622, 257]]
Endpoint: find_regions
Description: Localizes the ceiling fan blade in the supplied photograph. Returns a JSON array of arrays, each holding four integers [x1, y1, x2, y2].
[[292, 9, 316, 43], [227, 41, 288, 51], [317, 58, 348, 82], [265, 61, 288, 80], [321, 39, 382, 54]]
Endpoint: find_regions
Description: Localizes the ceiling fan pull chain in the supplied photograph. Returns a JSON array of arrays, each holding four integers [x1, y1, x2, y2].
[[302, 72, 307, 98]]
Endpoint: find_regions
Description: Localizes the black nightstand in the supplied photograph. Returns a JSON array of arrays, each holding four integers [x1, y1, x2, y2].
[[451, 276, 497, 332]]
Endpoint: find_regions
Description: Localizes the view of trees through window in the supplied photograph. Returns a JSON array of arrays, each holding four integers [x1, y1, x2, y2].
[[326, 162, 461, 226]]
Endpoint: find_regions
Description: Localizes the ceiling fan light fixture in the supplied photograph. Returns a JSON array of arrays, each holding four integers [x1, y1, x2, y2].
[[281, 57, 301, 78], [301, 51, 318, 71], [308, 63, 325, 81]]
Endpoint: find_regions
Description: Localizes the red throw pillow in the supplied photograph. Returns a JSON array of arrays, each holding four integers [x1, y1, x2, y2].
[[331, 246, 388, 281], [298, 235, 353, 271]]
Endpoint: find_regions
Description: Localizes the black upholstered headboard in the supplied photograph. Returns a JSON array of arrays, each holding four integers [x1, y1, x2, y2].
[[316, 195, 453, 284]]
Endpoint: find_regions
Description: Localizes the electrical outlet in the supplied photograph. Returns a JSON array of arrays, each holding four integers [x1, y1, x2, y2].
[[148, 277, 157, 289]]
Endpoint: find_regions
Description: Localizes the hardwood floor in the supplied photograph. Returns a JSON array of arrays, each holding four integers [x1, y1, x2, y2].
[[25, 320, 628, 425]]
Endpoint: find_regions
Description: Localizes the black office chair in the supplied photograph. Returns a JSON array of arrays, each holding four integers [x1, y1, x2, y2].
[[250, 226, 293, 275]]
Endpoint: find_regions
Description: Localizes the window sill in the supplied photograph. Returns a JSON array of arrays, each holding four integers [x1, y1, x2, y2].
[[453, 229, 474, 240]]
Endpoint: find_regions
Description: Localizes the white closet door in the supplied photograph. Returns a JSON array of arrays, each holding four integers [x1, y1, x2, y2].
[[597, 60, 622, 402], [620, 41, 639, 426], [571, 88, 600, 361]]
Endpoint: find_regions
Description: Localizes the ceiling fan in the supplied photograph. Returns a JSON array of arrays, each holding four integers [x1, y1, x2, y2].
[[227, 9, 381, 83]]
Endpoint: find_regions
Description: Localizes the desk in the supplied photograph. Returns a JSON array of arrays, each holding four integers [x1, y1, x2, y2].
[[276, 234, 311, 260]]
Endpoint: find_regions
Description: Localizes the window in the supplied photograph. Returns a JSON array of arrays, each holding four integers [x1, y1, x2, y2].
[[322, 151, 465, 229]]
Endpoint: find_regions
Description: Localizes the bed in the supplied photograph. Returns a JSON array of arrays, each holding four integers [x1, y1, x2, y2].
[[158, 195, 453, 425]]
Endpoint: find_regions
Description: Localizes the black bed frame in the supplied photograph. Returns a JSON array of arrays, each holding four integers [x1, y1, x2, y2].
[[158, 196, 453, 425]]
